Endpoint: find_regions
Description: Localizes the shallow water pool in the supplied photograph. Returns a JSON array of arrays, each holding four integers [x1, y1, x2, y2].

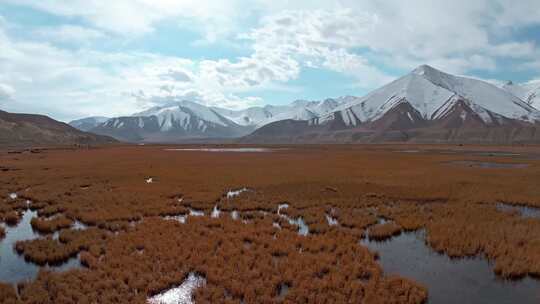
[[0, 210, 82, 284], [361, 230, 540, 304]]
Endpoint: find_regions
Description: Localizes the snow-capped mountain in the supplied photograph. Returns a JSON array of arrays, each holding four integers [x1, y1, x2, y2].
[[244, 65, 540, 144], [69, 116, 109, 132], [502, 80, 540, 109], [317, 65, 540, 126], [85, 98, 345, 142], [90, 101, 251, 142], [133, 100, 233, 129]]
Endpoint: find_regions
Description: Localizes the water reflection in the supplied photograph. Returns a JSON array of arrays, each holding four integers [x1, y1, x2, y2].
[[276, 204, 309, 236], [189, 209, 204, 217], [361, 230, 540, 304], [0, 210, 82, 284], [325, 214, 339, 226]]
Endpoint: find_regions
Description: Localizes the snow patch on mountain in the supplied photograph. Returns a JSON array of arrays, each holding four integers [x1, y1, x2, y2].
[[211, 106, 274, 127], [502, 80, 540, 109], [134, 100, 230, 131], [214, 98, 346, 127]]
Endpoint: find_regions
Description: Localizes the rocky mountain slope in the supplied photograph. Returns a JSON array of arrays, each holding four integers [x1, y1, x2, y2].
[[0, 110, 116, 147]]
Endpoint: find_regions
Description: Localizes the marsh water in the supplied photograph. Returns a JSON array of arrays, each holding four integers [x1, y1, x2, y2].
[[447, 160, 529, 169], [361, 230, 540, 304], [496, 203, 540, 219], [165, 148, 273, 153], [166, 203, 311, 236], [0, 210, 82, 284]]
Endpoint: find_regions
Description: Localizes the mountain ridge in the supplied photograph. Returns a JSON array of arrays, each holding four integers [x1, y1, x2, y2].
[[0, 110, 116, 147]]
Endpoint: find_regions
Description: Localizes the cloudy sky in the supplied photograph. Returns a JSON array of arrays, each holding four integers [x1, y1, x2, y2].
[[1, 1, 540, 121]]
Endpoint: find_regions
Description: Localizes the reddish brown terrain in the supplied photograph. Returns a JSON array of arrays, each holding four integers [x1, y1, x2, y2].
[[1, 144, 540, 303], [0, 110, 116, 147]]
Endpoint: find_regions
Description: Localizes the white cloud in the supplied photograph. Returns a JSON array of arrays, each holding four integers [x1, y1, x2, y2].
[[2, 0, 540, 120], [0, 83, 15, 101], [0, 20, 267, 119], [257, 0, 540, 74], [34, 25, 106, 44], [238, 9, 393, 87], [6, 0, 252, 39]]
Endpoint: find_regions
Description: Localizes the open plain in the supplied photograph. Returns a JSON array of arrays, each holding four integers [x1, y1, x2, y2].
[[1, 144, 540, 303]]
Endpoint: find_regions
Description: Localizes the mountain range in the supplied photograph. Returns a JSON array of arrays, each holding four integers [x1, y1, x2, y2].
[[67, 65, 540, 144], [244, 65, 540, 143], [75, 98, 348, 143]]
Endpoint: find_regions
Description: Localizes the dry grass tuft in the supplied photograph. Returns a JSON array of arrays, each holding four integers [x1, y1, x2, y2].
[[368, 222, 402, 241], [30, 216, 73, 234]]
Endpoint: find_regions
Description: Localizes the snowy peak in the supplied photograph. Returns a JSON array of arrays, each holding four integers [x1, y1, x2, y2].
[[133, 101, 233, 129], [412, 64, 441, 77], [411, 64, 467, 93], [324, 65, 540, 127]]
